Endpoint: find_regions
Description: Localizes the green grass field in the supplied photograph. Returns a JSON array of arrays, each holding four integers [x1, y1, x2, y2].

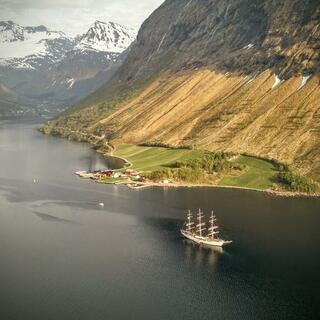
[[219, 155, 277, 189], [113, 144, 278, 190], [114, 144, 205, 171]]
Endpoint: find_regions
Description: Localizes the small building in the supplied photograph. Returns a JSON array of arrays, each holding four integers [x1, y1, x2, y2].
[[113, 172, 121, 178], [161, 179, 173, 184], [125, 169, 139, 176], [98, 170, 114, 177]]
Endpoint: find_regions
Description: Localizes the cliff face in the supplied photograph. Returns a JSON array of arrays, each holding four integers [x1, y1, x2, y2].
[[117, 0, 320, 81], [48, 0, 320, 180]]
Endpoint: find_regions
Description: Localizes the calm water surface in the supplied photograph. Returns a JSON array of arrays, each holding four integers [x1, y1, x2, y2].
[[0, 119, 319, 320]]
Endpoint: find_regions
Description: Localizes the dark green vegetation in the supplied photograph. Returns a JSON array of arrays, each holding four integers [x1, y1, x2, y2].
[[145, 152, 243, 184], [174, 152, 243, 172], [138, 142, 193, 150], [277, 170, 319, 193]]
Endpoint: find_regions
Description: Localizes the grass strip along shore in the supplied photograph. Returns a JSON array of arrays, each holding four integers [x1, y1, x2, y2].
[[101, 143, 319, 196]]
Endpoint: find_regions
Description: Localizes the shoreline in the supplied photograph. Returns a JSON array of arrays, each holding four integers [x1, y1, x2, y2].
[[97, 144, 320, 198], [40, 128, 319, 199], [95, 177, 320, 198]]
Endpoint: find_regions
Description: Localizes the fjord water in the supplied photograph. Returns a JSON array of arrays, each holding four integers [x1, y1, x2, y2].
[[0, 119, 319, 320]]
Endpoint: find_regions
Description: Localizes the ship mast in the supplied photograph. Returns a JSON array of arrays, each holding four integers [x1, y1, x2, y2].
[[208, 210, 219, 240], [185, 210, 195, 232], [196, 209, 206, 237]]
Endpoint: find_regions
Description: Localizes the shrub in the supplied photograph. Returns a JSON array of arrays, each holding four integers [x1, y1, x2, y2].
[[175, 168, 203, 183], [172, 152, 237, 174], [146, 169, 171, 182], [138, 142, 192, 150], [277, 171, 318, 193]]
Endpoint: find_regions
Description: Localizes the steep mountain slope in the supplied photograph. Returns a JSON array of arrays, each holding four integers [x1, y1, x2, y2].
[[45, 0, 320, 180], [0, 20, 136, 113]]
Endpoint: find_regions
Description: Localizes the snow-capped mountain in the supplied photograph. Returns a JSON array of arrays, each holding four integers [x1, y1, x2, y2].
[[0, 20, 136, 113], [0, 21, 73, 69], [75, 21, 136, 53], [0, 20, 136, 69], [50, 21, 136, 85], [0, 20, 64, 42]]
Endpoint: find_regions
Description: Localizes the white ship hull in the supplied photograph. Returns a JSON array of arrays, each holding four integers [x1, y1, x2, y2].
[[181, 229, 232, 247]]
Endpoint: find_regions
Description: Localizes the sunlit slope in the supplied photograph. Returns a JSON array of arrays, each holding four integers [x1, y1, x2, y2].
[[44, 0, 320, 182], [90, 69, 320, 180]]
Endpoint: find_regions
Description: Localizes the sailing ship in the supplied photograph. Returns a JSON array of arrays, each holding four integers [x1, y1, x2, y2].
[[181, 209, 232, 247]]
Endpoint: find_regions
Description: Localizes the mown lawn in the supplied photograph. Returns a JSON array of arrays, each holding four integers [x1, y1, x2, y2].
[[114, 144, 278, 190], [219, 155, 277, 189], [114, 144, 204, 171]]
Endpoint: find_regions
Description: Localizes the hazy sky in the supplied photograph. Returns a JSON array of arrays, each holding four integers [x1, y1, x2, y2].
[[0, 0, 165, 35]]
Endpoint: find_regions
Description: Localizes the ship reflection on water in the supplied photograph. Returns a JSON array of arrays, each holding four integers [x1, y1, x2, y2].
[[183, 239, 226, 269]]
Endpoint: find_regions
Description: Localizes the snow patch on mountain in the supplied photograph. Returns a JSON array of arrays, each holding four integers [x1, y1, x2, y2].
[[243, 43, 254, 49], [272, 74, 282, 89], [298, 74, 312, 90], [66, 78, 75, 88]]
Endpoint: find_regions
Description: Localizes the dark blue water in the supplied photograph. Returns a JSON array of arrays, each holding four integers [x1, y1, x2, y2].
[[0, 119, 319, 320]]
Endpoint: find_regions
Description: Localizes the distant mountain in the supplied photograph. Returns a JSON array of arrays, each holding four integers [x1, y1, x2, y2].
[[0, 20, 136, 115], [45, 0, 320, 181], [75, 21, 136, 53], [0, 21, 73, 69], [0, 83, 33, 117], [46, 21, 135, 103]]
